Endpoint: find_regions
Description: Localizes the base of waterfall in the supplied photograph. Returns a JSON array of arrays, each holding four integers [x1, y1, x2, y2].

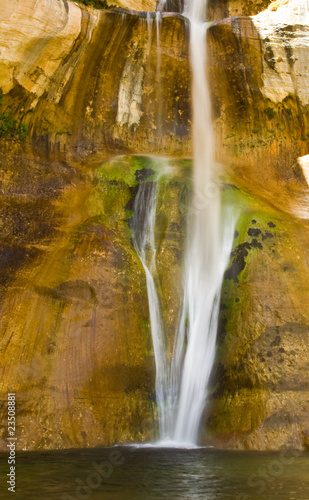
[[119, 439, 206, 449]]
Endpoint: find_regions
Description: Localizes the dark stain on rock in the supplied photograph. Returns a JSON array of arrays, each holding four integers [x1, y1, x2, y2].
[[284, 42, 294, 67], [63, 0, 69, 13], [224, 232, 264, 282], [35, 280, 98, 305], [268, 222, 276, 228], [234, 230, 239, 238], [248, 227, 261, 237], [224, 242, 251, 282], [263, 410, 296, 429], [251, 238, 263, 249], [134, 168, 155, 182], [217, 310, 228, 345], [222, 183, 240, 191], [251, 219, 257, 224], [262, 231, 274, 240], [264, 37, 276, 70], [271, 335, 281, 347], [208, 361, 227, 398], [275, 27, 295, 67], [0, 245, 40, 287], [125, 184, 140, 213]]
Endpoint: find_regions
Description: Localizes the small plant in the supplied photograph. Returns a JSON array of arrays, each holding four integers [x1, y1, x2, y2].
[[0, 89, 28, 141], [268, 0, 289, 11], [18, 123, 28, 141], [0, 113, 16, 137], [0, 113, 29, 141], [265, 107, 276, 120], [56, 129, 72, 136], [252, 128, 259, 134], [42, 117, 51, 131]]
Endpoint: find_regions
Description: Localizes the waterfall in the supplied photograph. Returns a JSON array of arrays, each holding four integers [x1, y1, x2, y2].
[[169, 0, 235, 444], [132, 0, 236, 446], [157, 0, 184, 12], [130, 174, 169, 438]]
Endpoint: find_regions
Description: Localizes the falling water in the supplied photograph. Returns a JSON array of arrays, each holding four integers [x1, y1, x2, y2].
[[132, 0, 236, 446], [131, 176, 170, 436], [168, 0, 235, 444]]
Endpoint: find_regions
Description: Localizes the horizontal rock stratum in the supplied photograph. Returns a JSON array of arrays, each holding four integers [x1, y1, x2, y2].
[[0, 0, 309, 450]]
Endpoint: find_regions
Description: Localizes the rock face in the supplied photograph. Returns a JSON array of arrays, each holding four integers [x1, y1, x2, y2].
[[0, 0, 309, 451], [0, 154, 156, 449], [205, 185, 309, 450], [208, 9, 309, 217], [207, 0, 273, 20], [0, 0, 191, 162]]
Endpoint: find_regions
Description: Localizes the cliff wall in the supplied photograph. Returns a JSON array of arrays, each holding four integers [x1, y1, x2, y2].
[[0, 0, 309, 450]]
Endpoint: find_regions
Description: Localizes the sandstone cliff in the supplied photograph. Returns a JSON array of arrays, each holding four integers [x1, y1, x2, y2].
[[0, 0, 309, 450]]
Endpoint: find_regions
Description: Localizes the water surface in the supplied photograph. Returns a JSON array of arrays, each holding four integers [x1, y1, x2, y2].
[[1, 447, 309, 499]]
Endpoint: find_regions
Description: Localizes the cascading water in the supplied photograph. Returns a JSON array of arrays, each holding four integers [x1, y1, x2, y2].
[[170, 0, 235, 444], [132, 0, 236, 446], [130, 173, 169, 438]]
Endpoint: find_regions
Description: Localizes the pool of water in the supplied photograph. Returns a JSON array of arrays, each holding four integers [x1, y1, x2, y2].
[[1, 446, 309, 499]]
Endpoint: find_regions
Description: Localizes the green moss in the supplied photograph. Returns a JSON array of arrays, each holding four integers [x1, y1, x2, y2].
[[98, 156, 144, 186], [0, 113, 28, 141], [265, 107, 276, 120], [0, 89, 29, 141], [74, 0, 114, 9], [217, 185, 285, 367], [207, 389, 269, 436], [56, 129, 71, 136]]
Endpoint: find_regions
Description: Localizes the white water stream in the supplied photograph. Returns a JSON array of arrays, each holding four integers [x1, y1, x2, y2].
[[132, 0, 236, 445], [170, 0, 235, 444]]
